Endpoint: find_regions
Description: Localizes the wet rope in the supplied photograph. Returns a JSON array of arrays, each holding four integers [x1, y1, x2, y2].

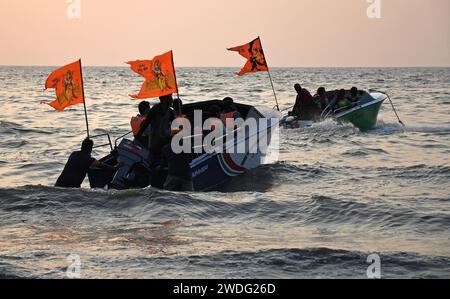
[[385, 93, 405, 127], [370, 89, 405, 127]]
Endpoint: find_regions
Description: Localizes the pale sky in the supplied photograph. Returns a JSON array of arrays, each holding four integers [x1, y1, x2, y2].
[[0, 0, 449, 67]]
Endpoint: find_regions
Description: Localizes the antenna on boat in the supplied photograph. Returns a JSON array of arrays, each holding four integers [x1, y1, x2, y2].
[[370, 89, 405, 127]]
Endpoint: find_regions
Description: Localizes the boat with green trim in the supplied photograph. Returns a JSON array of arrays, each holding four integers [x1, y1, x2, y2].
[[334, 92, 386, 131], [281, 90, 388, 132]]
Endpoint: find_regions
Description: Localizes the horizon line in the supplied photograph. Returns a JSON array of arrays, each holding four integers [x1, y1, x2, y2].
[[1, 64, 449, 69]]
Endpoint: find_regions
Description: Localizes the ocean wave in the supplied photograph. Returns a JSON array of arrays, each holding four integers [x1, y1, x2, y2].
[[0, 262, 34, 279], [268, 161, 450, 184], [180, 248, 450, 279], [373, 164, 450, 181], [2, 247, 448, 279], [0, 121, 53, 135], [0, 185, 448, 234], [249, 162, 450, 183], [342, 147, 389, 157], [306, 195, 450, 232]]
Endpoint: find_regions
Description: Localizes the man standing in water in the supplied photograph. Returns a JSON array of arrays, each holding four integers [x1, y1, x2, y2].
[[55, 139, 110, 188]]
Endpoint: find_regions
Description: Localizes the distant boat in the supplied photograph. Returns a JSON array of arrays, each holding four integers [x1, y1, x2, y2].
[[88, 100, 280, 191], [281, 90, 388, 132]]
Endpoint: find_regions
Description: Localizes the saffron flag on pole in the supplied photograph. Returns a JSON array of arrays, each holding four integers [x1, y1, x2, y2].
[[127, 51, 178, 99], [44, 60, 85, 111], [227, 37, 268, 76]]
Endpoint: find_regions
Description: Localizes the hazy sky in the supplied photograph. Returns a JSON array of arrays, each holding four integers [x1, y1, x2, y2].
[[0, 0, 449, 67]]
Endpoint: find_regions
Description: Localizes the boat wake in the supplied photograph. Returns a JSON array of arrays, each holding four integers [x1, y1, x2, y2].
[[373, 121, 450, 135]]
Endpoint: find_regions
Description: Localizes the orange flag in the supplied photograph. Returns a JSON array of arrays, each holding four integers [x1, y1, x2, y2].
[[127, 51, 178, 99], [228, 37, 268, 76], [44, 60, 85, 111]]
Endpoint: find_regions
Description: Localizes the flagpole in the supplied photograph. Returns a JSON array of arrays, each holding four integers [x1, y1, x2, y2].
[[267, 69, 280, 112], [258, 37, 280, 112], [170, 50, 182, 115], [78, 59, 90, 138]]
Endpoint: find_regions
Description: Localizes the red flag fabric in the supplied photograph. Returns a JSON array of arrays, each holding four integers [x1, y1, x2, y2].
[[228, 37, 268, 76], [127, 51, 178, 99], [44, 60, 85, 111]]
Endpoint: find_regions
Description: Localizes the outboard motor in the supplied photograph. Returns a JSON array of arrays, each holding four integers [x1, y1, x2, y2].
[[109, 139, 152, 190]]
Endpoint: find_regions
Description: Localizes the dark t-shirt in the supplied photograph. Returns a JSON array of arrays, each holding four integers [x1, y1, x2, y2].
[[296, 89, 313, 106], [293, 88, 318, 119], [55, 150, 95, 188]]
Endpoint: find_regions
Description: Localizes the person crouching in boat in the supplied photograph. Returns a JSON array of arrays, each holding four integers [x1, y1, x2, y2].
[[332, 89, 353, 112], [292, 84, 320, 121], [160, 118, 194, 192], [332, 88, 361, 113], [314, 87, 330, 111], [348, 87, 360, 103], [131, 101, 150, 146], [220, 97, 242, 131], [55, 139, 114, 188]]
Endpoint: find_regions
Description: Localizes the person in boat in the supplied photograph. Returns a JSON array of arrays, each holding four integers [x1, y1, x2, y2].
[[160, 129, 194, 192], [136, 94, 175, 158], [314, 87, 330, 111], [172, 98, 190, 132], [292, 84, 319, 120], [131, 101, 150, 145], [172, 97, 194, 144], [333, 89, 352, 111], [55, 139, 113, 188], [173, 98, 185, 119], [206, 105, 225, 135], [220, 97, 242, 131], [209, 104, 221, 119], [348, 87, 360, 103]]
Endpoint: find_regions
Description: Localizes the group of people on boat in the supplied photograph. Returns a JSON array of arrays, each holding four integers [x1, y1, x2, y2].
[[55, 95, 242, 191], [291, 84, 362, 121]]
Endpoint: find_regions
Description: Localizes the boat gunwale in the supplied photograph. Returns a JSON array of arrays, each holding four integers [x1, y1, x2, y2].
[[335, 93, 387, 119]]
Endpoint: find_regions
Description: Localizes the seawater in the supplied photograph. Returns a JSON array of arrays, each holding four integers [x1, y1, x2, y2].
[[0, 67, 449, 278]]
